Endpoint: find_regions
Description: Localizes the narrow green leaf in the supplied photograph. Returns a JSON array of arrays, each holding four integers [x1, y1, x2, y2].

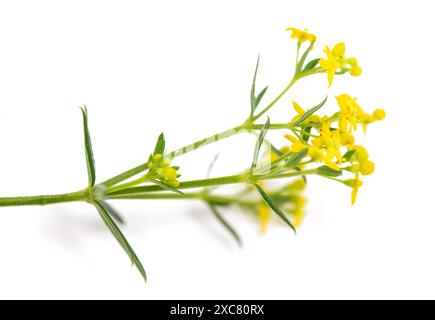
[[250, 55, 260, 116], [301, 126, 312, 142], [286, 148, 308, 167], [343, 149, 356, 161], [251, 118, 270, 172], [316, 165, 342, 177], [99, 201, 125, 225], [254, 184, 296, 233], [207, 154, 220, 178], [150, 178, 184, 196], [302, 58, 320, 72], [296, 43, 314, 72], [80, 106, 96, 187], [153, 133, 166, 155], [254, 86, 268, 109], [270, 144, 284, 157], [208, 204, 242, 247], [93, 201, 147, 282], [294, 96, 328, 126]]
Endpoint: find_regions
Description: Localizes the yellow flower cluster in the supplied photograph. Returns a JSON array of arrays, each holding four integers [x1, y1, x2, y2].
[[285, 95, 385, 204], [287, 27, 362, 86], [319, 43, 362, 86], [147, 154, 181, 188]]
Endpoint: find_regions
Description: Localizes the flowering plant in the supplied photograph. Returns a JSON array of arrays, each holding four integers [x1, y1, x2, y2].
[[0, 28, 385, 282]]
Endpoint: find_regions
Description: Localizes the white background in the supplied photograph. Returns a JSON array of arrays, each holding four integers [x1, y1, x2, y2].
[[0, 0, 434, 299]]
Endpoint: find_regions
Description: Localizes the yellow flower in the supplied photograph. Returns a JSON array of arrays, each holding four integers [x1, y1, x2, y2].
[[284, 134, 327, 164], [319, 121, 343, 170], [320, 43, 362, 87], [286, 27, 316, 44], [336, 94, 359, 134], [148, 154, 181, 187], [258, 202, 270, 234], [336, 94, 384, 134], [157, 166, 177, 181], [319, 43, 346, 87]]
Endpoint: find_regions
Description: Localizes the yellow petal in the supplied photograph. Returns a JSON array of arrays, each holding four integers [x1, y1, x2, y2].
[[284, 134, 299, 144], [327, 70, 335, 87], [336, 94, 352, 109], [351, 175, 363, 205], [308, 146, 324, 161], [332, 42, 346, 58], [319, 58, 332, 71], [293, 101, 305, 115]]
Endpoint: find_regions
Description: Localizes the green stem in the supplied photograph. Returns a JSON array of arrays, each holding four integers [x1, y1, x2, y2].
[[108, 176, 149, 194], [107, 174, 246, 195], [0, 190, 86, 207], [107, 192, 256, 207], [107, 169, 315, 197], [252, 78, 296, 121], [0, 168, 317, 207]]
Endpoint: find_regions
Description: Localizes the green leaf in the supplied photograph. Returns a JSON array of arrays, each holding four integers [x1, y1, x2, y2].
[[316, 165, 342, 177], [301, 126, 312, 142], [302, 58, 320, 72], [251, 117, 270, 172], [250, 55, 260, 117], [208, 204, 242, 247], [153, 133, 166, 155], [98, 201, 125, 225], [270, 144, 284, 157], [254, 184, 296, 233], [207, 154, 220, 178], [93, 201, 147, 282], [80, 106, 96, 187], [150, 178, 184, 196], [286, 148, 308, 167], [294, 96, 328, 126], [343, 149, 356, 161], [296, 43, 314, 72], [254, 86, 268, 109]]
